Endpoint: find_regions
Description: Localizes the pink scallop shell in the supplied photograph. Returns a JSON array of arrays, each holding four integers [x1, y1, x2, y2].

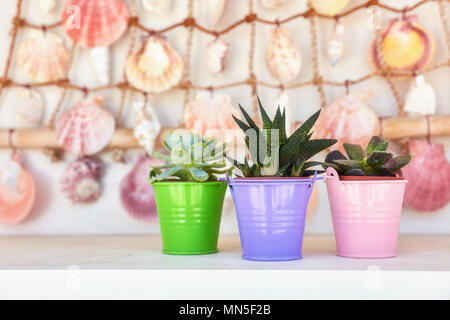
[[56, 96, 116, 156], [17, 31, 70, 83], [402, 140, 450, 212], [62, 0, 130, 48], [120, 154, 164, 222], [314, 93, 380, 153], [0, 154, 36, 225], [61, 157, 102, 204]]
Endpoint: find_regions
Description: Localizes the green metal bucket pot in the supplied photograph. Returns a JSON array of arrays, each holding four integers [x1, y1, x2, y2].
[[153, 181, 228, 255]]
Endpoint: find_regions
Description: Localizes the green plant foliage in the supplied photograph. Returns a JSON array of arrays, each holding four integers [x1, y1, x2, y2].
[[149, 131, 234, 183], [229, 97, 337, 177], [324, 136, 412, 177]]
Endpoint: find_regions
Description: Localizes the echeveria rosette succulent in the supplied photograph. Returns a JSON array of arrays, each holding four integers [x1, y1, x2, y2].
[[229, 97, 337, 177], [324, 136, 412, 177], [149, 131, 234, 183]]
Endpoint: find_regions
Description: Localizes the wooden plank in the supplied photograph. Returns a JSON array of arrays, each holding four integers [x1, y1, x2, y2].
[[0, 115, 449, 149]]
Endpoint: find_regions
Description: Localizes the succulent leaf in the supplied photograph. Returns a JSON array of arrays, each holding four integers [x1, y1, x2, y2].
[[189, 168, 209, 182], [343, 143, 366, 161], [297, 139, 337, 162], [367, 151, 393, 169], [325, 150, 347, 164], [367, 136, 388, 154], [383, 155, 412, 171]]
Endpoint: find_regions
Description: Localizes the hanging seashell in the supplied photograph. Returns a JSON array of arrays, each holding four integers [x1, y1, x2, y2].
[[312, 0, 350, 16], [402, 140, 450, 212], [142, 0, 173, 15], [261, 0, 289, 8], [315, 92, 380, 153], [266, 27, 302, 83], [404, 75, 436, 117], [0, 154, 36, 225], [39, 0, 57, 14], [209, 0, 227, 27], [327, 20, 345, 66], [275, 91, 292, 135], [56, 96, 116, 156], [61, 157, 103, 204], [133, 100, 162, 155], [370, 15, 435, 78], [17, 30, 70, 83], [15, 89, 44, 128], [126, 36, 184, 94], [62, 0, 130, 48], [184, 92, 242, 145], [90, 47, 110, 85], [206, 37, 230, 75], [120, 154, 164, 222]]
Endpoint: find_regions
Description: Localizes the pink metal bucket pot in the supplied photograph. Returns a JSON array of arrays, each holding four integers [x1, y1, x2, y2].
[[325, 168, 407, 258]]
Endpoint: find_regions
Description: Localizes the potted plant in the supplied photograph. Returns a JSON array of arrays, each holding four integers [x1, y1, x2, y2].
[[323, 136, 412, 258], [149, 131, 233, 255], [227, 99, 337, 261]]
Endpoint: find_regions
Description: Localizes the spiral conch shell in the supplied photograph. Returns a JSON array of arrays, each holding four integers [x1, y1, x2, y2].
[[402, 140, 450, 212], [17, 30, 70, 83], [61, 157, 102, 204], [327, 20, 345, 66], [0, 154, 36, 225], [312, 0, 349, 16], [266, 27, 302, 83], [142, 0, 173, 15], [206, 37, 230, 75], [120, 154, 164, 222], [133, 100, 162, 155], [370, 15, 435, 78], [184, 92, 242, 145], [404, 75, 436, 117], [15, 89, 44, 128], [126, 36, 184, 94], [56, 96, 115, 156], [209, 0, 227, 27], [315, 92, 380, 153]]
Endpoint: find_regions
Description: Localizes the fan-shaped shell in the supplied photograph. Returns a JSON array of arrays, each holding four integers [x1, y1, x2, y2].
[[315, 92, 380, 153], [15, 89, 44, 128], [120, 154, 164, 222], [56, 96, 115, 156], [142, 0, 173, 15], [133, 100, 162, 155], [184, 92, 241, 145], [126, 36, 184, 94], [206, 37, 230, 75], [266, 27, 302, 83], [402, 140, 450, 212], [0, 154, 36, 225], [61, 157, 102, 204], [370, 15, 435, 78], [312, 0, 349, 16], [209, 0, 227, 27], [17, 30, 70, 83], [404, 75, 436, 117], [62, 0, 130, 48]]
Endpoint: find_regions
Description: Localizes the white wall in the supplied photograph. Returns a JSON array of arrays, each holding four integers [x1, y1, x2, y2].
[[0, 0, 448, 235]]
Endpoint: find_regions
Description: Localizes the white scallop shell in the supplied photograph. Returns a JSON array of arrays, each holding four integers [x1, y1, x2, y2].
[[209, 0, 227, 27], [90, 47, 110, 85], [142, 0, 172, 15], [206, 37, 230, 75], [39, 0, 57, 14], [404, 75, 436, 117], [15, 89, 44, 128], [133, 100, 162, 155], [126, 36, 184, 94], [261, 0, 289, 8], [327, 20, 345, 66], [266, 27, 302, 83]]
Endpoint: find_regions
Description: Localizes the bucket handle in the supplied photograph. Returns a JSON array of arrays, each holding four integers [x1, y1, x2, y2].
[[325, 167, 341, 187]]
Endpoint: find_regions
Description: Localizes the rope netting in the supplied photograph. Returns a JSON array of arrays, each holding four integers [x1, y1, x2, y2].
[[1, 0, 449, 130]]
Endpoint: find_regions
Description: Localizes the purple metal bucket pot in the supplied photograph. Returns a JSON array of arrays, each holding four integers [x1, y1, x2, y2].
[[227, 175, 319, 261]]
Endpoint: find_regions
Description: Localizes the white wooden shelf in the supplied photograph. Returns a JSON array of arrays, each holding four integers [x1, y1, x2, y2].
[[0, 235, 449, 299]]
